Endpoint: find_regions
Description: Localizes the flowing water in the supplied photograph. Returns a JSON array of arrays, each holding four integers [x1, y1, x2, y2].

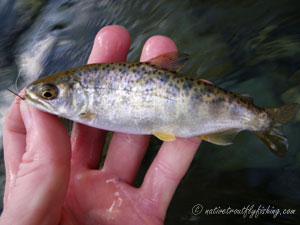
[[0, 0, 300, 224]]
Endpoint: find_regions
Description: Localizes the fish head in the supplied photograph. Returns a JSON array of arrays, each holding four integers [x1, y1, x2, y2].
[[25, 73, 86, 118]]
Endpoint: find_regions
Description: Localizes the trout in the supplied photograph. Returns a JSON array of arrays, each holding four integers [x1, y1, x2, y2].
[[25, 52, 299, 156]]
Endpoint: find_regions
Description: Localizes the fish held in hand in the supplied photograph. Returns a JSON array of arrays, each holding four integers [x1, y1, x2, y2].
[[25, 52, 299, 156]]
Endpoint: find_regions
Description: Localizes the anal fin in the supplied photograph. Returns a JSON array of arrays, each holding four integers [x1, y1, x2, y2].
[[153, 132, 176, 141], [199, 129, 240, 145]]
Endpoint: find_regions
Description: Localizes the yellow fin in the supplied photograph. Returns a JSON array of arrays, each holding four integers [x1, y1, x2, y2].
[[147, 52, 189, 72], [198, 130, 240, 145], [153, 132, 176, 141]]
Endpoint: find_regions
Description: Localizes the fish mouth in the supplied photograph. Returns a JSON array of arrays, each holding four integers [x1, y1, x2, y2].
[[25, 89, 56, 113]]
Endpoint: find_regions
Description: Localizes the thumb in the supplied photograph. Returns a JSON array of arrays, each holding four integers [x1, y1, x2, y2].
[[0, 101, 71, 225]]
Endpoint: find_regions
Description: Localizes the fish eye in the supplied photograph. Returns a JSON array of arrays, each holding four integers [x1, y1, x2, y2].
[[40, 84, 58, 100]]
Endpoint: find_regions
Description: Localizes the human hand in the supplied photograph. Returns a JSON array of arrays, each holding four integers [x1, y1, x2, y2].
[[1, 25, 201, 225]]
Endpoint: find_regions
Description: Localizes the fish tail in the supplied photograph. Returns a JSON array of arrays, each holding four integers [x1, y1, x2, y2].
[[253, 103, 299, 156]]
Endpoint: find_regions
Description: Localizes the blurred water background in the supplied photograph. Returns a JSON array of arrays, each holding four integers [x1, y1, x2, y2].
[[0, 0, 300, 224]]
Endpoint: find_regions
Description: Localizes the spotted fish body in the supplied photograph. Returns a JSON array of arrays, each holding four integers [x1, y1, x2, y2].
[[25, 52, 299, 156]]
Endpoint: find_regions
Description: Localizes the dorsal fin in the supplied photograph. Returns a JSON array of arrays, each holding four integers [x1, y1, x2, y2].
[[238, 93, 254, 104], [147, 52, 189, 72]]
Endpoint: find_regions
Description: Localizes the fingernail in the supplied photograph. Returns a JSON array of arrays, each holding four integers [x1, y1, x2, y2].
[[140, 35, 177, 62], [20, 101, 32, 130]]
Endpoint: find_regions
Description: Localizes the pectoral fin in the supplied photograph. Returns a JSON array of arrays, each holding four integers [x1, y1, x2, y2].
[[199, 130, 240, 145], [148, 52, 189, 72], [79, 111, 97, 121], [153, 132, 176, 141]]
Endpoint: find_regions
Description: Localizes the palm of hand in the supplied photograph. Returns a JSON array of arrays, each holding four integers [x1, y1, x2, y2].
[[62, 124, 164, 225], [63, 164, 163, 225]]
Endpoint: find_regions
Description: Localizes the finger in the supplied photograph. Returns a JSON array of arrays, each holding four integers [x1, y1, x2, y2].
[[140, 35, 178, 62], [3, 94, 26, 205], [103, 35, 178, 184], [102, 133, 150, 184], [1, 101, 71, 225], [141, 137, 201, 218], [88, 25, 131, 64], [70, 25, 131, 170]]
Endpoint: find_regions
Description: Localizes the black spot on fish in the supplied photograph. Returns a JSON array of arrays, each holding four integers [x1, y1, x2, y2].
[[93, 67, 98, 75], [145, 78, 155, 86], [211, 97, 223, 105], [169, 85, 180, 96], [206, 86, 213, 94], [191, 92, 203, 105], [159, 74, 169, 84], [68, 81, 77, 89], [141, 67, 146, 73], [203, 92, 209, 97], [82, 77, 88, 86], [183, 80, 193, 91], [94, 78, 102, 88]]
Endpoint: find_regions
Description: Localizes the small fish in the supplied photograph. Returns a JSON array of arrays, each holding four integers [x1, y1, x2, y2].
[[25, 52, 299, 156]]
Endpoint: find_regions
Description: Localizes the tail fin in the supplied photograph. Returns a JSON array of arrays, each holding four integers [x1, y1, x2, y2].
[[254, 103, 299, 157]]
